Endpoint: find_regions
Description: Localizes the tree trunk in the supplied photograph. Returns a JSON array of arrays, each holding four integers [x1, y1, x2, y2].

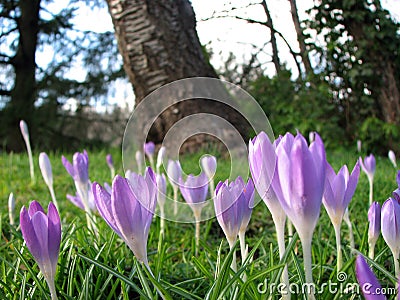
[[260, 0, 281, 75], [288, 0, 313, 77], [3, 0, 40, 151], [106, 0, 250, 147]]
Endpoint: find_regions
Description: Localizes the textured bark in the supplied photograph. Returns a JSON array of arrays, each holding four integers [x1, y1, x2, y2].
[[4, 0, 41, 151], [106, 0, 250, 146], [106, 0, 217, 101], [288, 0, 313, 76]]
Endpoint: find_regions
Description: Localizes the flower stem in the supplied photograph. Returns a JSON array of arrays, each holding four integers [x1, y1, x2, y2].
[[238, 230, 246, 262], [159, 205, 165, 238], [368, 242, 376, 259], [274, 214, 290, 300], [300, 235, 315, 300], [333, 223, 342, 271], [194, 209, 202, 256], [26, 140, 35, 184], [46, 280, 58, 300], [287, 219, 293, 242], [368, 177, 374, 205], [392, 248, 400, 278], [228, 239, 237, 272], [343, 209, 355, 253], [173, 186, 178, 215], [49, 185, 59, 212]]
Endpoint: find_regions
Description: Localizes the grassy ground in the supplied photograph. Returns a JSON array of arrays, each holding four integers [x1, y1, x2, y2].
[[0, 146, 398, 299]]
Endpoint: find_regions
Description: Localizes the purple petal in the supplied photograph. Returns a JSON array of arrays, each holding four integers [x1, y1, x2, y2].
[[381, 198, 400, 251], [368, 202, 381, 242], [28, 201, 44, 217], [343, 161, 360, 208], [62, 156, 75, 178], [92, 182, 122, 237], [66, 194, 84, 210], [31, 211, 50, 264], [355, 255, 386, 300], [47, 203, 61, 268], [20, 206, 41, 262]]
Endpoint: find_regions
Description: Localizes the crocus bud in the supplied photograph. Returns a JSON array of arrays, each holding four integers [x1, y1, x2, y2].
[[381, 197, 400, 277], [179, 173, 208, 218], [156, 146, 166, 170], [156, 173, 167, 208], [167, 160, 182, 187], [359, 154, 376, 181], [106, 154, 114, 170], [19, 120, 29, 141], [201, 155, 217, 179], [20, 201, 61, 299], [388, 150, 397, 168], [8, 193, 15, 225], [357, 140, 362, 153], [368, 202, 381, 258], [355, 255, 386, 300], [39, 152, 53, 188], [144, 142, 155, 156], [19, 120, 35, 182]]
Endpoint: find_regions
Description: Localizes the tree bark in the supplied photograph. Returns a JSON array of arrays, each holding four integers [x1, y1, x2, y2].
[[260, 0, 281, 74], [106, 0, 250, 146], [3, 0, 41, 151], [288, 0, 313, 77]]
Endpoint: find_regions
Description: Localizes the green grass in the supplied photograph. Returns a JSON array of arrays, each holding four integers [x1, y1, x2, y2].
[[0, 146, 398, 299]]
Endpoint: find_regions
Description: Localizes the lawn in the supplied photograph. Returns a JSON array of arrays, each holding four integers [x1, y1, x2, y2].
[[0, 144, 398, 299]]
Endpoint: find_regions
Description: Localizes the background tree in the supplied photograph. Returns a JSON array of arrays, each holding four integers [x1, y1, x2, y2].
[[0, 0, 124, 151], [307, 0, 400, 151], [105, 0, 250, 146]]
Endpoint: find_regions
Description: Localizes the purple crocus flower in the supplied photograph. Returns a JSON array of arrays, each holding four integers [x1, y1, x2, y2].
[[355, 255, 386, 300], [144, 142, 155, 156], [167, 160, 182, 215], [62, 150, 89, 185], [179, 172, 208, 255], [167, 160, 182, 186], [179, 173, 209, 214], [323, 160, 359, 270], [360, 154, 376, 178], [106, 154, 115, 179], [368, 202, 381, 259], [92, 168, 157, 266], [156, 146, 166, 172], [381, 197, 400, 277], [39, 152, 59, 211], [201, 155, 217, 179], [393, 171, 400, 199], [214, 176, 253, 247], [360, 154, 376, 205], [106, 154, 114, 169], [67, 182, 97, 212], [323, 161, 360, 226], [20, 201, 61, 299], [273, 131, 326, 294], [273, 132, 326, 242]]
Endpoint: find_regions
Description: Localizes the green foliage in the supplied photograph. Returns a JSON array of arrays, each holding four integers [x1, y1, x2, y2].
[[305, 0, 400, 153], [0, 148, 399, 298], [249, 71, 344, 149]]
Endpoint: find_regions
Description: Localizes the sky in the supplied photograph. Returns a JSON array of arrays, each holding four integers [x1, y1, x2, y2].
[[36, 0, 400, 112]]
